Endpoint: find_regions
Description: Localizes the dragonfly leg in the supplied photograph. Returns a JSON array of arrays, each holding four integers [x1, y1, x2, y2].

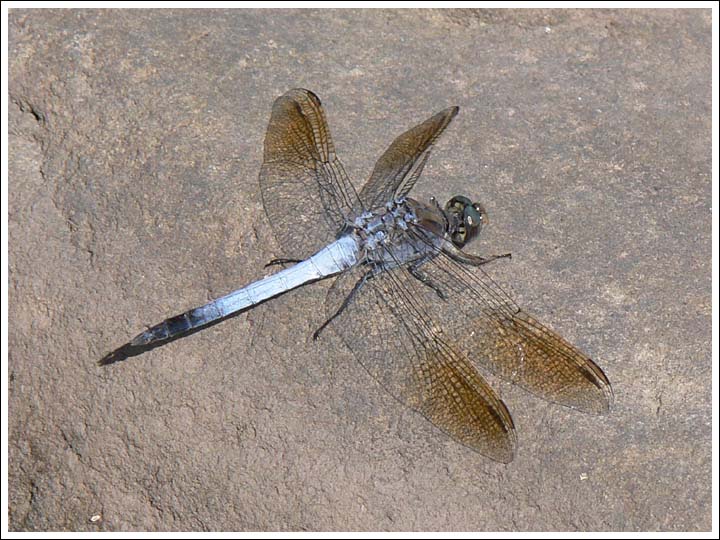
[[313, 269, 373, 341], [264, 257, 303, 269], [408, 260, 447, 300], [443, 244, 512, 267], [471, 252, 512, 265]]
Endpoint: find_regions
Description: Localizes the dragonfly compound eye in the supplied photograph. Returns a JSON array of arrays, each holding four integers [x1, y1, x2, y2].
[[445, 195, 473, 213], [445, 195, 482, 248]]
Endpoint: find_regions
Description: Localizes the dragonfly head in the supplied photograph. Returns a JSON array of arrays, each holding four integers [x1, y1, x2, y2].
[[444, 195, 487, 249]]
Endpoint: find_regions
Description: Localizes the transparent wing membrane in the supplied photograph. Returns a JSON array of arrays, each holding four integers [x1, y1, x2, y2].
[[323, 261, 517, 462], [402, 229, 613, 414], [358, 106, 459, 211], [259, 89, 361, 260]]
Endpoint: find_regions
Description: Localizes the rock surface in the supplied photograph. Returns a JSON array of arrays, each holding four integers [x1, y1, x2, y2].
[[8, 8, 711, 531]]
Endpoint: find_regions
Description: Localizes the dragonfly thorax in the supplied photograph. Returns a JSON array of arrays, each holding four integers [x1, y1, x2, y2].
[[351, 198, 419, 252]]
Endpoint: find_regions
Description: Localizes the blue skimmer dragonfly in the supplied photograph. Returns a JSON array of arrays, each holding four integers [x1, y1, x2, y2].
[[101, 89, 612, 462]]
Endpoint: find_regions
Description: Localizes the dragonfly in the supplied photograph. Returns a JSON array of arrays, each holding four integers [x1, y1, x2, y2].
[[101, 88, 612, 462]]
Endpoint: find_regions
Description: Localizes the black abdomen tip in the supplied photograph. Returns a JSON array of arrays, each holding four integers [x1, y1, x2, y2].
[[165, 313, 193, 336]]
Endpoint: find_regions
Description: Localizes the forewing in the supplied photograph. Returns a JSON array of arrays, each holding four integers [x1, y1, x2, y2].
[[358, 107, 459, 211], [405, 236, 613, 415], [259, 89, 360, 260], [322, 261, 516, 462]]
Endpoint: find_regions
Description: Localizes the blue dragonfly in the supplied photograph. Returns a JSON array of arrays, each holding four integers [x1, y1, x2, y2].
[[101, 89, 612, 462]]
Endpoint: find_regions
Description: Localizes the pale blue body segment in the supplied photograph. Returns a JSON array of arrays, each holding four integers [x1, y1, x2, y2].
[[211, 234, 359, 316], [130, 234, 360, 346]]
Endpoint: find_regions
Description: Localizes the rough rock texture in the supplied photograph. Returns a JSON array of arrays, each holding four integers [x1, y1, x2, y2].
[[8, 9, 711, 531]]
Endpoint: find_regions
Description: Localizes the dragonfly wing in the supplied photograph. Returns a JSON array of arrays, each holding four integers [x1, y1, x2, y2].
[[322, 262, 516, 462], [358, 106, 459, 211], [403, 231, 613, 415], [259, 89, 361, 260]]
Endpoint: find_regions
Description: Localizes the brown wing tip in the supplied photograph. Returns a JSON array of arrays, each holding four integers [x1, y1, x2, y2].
[[593, 372, 614, 415], [512, 311, 614, 416], [444, 420, 517, 464], [494, 433, 517, 464], [555, 358, 614, 416], [491, 401, 517, 463], [576, 355, 614, 415], [440, 106, 459, 129], [566, 372, 614, 416], [430, 106, 459, 124], [287, 88, 322, 106], [472, 424, 516, 463], [441, 106, 459, 120]]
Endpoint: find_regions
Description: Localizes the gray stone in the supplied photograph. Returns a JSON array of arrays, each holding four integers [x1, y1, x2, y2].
[[8, 8, 712, 531]]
